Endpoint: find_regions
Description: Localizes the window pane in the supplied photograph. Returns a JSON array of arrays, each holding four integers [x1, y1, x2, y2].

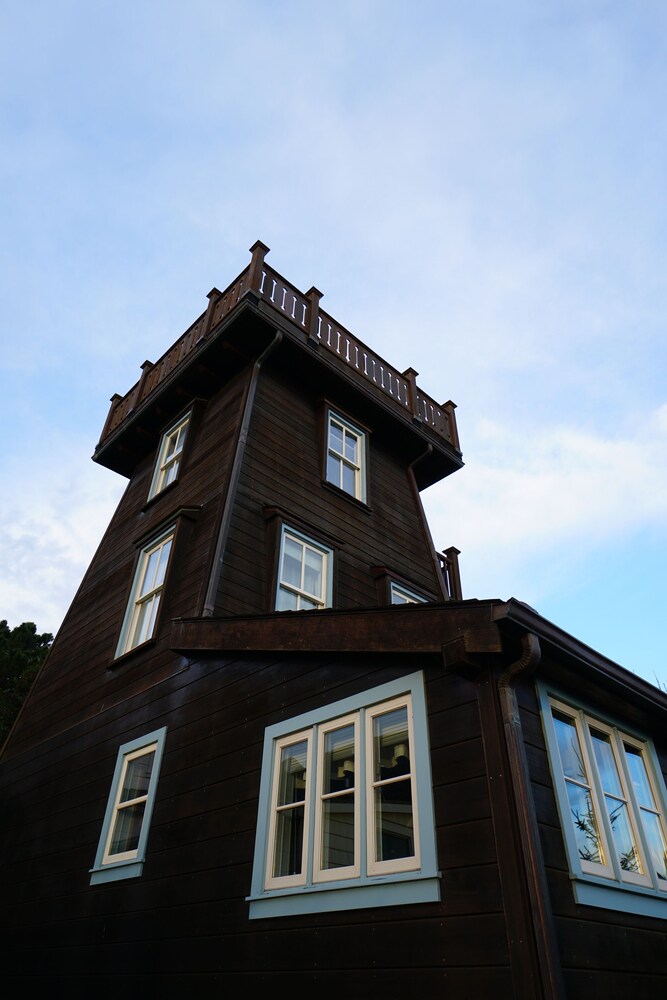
[[603, 796, 642, 873], [342, 463, 356, 496], [303, 547, 324, 598], [624, 744, 656, 810], [276, 588, 298, 612], [109, 801, 147, 856], [553, 711, 588, 783], [140, 549, 161, 597], [327, 453, 341, 486], [329, 421, 344, 454], [373, 707, 410, 782], [282, 535, 303, 588], [643, 812, 667, 882], [120, 752, 155, 802], [321, 795, 355, 869], [591, 730, 624, 798], [132, 595, 158, 647], [277, 742, 308, 806], [375, 779, 414, 861], [323, 725, 355, 794], [344, 431, 358, 464], [273, 806, 305, 878], [564, 781, 605, 865]]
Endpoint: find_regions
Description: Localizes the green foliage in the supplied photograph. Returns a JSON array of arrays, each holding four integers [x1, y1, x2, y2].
[[0, 620, 53, 746]]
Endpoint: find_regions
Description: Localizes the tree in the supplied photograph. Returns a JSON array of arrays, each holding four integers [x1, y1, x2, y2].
[[0, 620, 53, 746]]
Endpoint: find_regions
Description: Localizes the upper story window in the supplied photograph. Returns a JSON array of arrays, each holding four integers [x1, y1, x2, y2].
[[539, 685, 667, 918], [248, 671, 440, 918], [390, 582, 428, 605], [148, 412, 190, 500], [326, 410, 367, 503], [90, 728, 167, 885], [115, 526, 174, 657], [276, 526, 333, 611]]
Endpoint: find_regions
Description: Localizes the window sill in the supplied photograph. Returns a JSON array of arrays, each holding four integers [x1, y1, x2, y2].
[[247, 870, 440, 919], [90, 859, 144, 885], [571, 874, 667, 919]]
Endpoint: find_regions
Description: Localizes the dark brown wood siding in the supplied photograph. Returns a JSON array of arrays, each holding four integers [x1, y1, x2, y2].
[[0, 655, 512, 996]]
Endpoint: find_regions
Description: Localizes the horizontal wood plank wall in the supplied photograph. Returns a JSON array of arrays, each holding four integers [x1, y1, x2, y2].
[[5, 371, 250, 755], [0, 653, 512, 995], [215, 361, 443, 616], [517, 667, 667, 998]]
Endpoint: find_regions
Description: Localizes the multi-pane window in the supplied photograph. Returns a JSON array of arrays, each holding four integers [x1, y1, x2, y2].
[[148, 412, 190, 500], [326, 411, 367, 502], [275, 527, 333, 611], [390, 582, 427, 605], [546, 696, 667, 896], [265, 694, 419, 891], [249, 672, 440, 918], [116, 527, 174, 656], [90, 728, 167, 884]]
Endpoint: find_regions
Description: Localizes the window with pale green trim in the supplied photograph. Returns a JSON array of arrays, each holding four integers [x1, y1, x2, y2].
[[148, 412, 190, 500], [326, 411, 367, 502], [116, 527, 174, 657]]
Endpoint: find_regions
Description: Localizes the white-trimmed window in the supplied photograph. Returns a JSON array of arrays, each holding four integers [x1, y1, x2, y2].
[[326, 410, 367, 502], [390, 582, 427, 605], [90, 728, 167, 884], [116, 526, 174, 657], [540, 686, 667, 917], [148, 412, 190, 500], [275, 526, 333, 611], [248, 672, 440, 918]]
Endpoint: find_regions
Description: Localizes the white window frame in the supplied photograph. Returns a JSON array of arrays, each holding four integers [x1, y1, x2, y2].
[[539, 684, 667, 917], [326, 410, 367, 503], [275, 525, 333, 611], [148, 411, 190, 500], [90, 728, 167, 885], [390, 581, 428, 605], [248, 672, 439, 918], [116, 526, 175, 657]]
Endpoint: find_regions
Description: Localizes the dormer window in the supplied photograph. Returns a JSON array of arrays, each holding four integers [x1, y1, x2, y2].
[[148, 412, 190, 500], [326, 410, 367, 503], [390, 582, 428, 605]]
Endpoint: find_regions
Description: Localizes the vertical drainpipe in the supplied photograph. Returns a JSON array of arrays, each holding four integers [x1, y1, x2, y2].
[[498, 632, 566, 1000], [201, 330, 283, 618]]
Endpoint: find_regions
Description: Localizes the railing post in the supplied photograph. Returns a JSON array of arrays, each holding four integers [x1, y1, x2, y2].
[[201, 287, 222, 341], [442, 400, 460, 451], [305, 286, 323, 345], [100, 393, 123, 442], [129, 360, 154, 413], [442, 546, 462, 601], [247, 240, 270, 294], [403, 367, 421, 420]]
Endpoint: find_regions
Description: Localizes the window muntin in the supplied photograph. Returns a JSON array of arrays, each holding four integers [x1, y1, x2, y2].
[[116, 527, 174, 657], [276, 527, 332, 611], [547, 695, 667, 895], [390, 582, 427, 605], [326, 411, 367, 502], [148, 413, 190, 499], [90, 728, 167, 885], [264, 695, 418, 893]]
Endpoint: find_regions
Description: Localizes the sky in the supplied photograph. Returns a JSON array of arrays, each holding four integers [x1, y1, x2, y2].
[[1, 0, 666, 689]]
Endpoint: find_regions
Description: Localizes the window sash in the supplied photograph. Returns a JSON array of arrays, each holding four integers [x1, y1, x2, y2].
[[276, 527, 332, 611], [102, 744, 158, 864], [148, 413, 190, 499], [549, 697, 667, 892], [326, 412, 366, 502], [116, 528, 174, 656]]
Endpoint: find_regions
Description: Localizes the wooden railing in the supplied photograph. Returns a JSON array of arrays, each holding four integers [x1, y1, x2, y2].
[[98, 242, 460, 453]]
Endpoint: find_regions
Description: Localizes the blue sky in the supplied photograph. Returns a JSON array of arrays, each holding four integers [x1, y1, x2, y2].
[[1, 1, 666, 688]]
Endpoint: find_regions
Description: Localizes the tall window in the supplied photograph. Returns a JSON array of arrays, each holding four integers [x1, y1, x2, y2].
[[249, 673, 440, 918], [276, 526, 333, 611], [148, 412, 190, 500], [90, 728, 167, 884], [116, 527, 174, 657], [326, 411, 367, 502], [542, 691, 667, 913]]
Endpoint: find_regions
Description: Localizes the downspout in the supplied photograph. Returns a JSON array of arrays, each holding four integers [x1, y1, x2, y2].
[[202, 331, 283, 617], [407, 444, 450, 601], [498, 632, 565, 1000]]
